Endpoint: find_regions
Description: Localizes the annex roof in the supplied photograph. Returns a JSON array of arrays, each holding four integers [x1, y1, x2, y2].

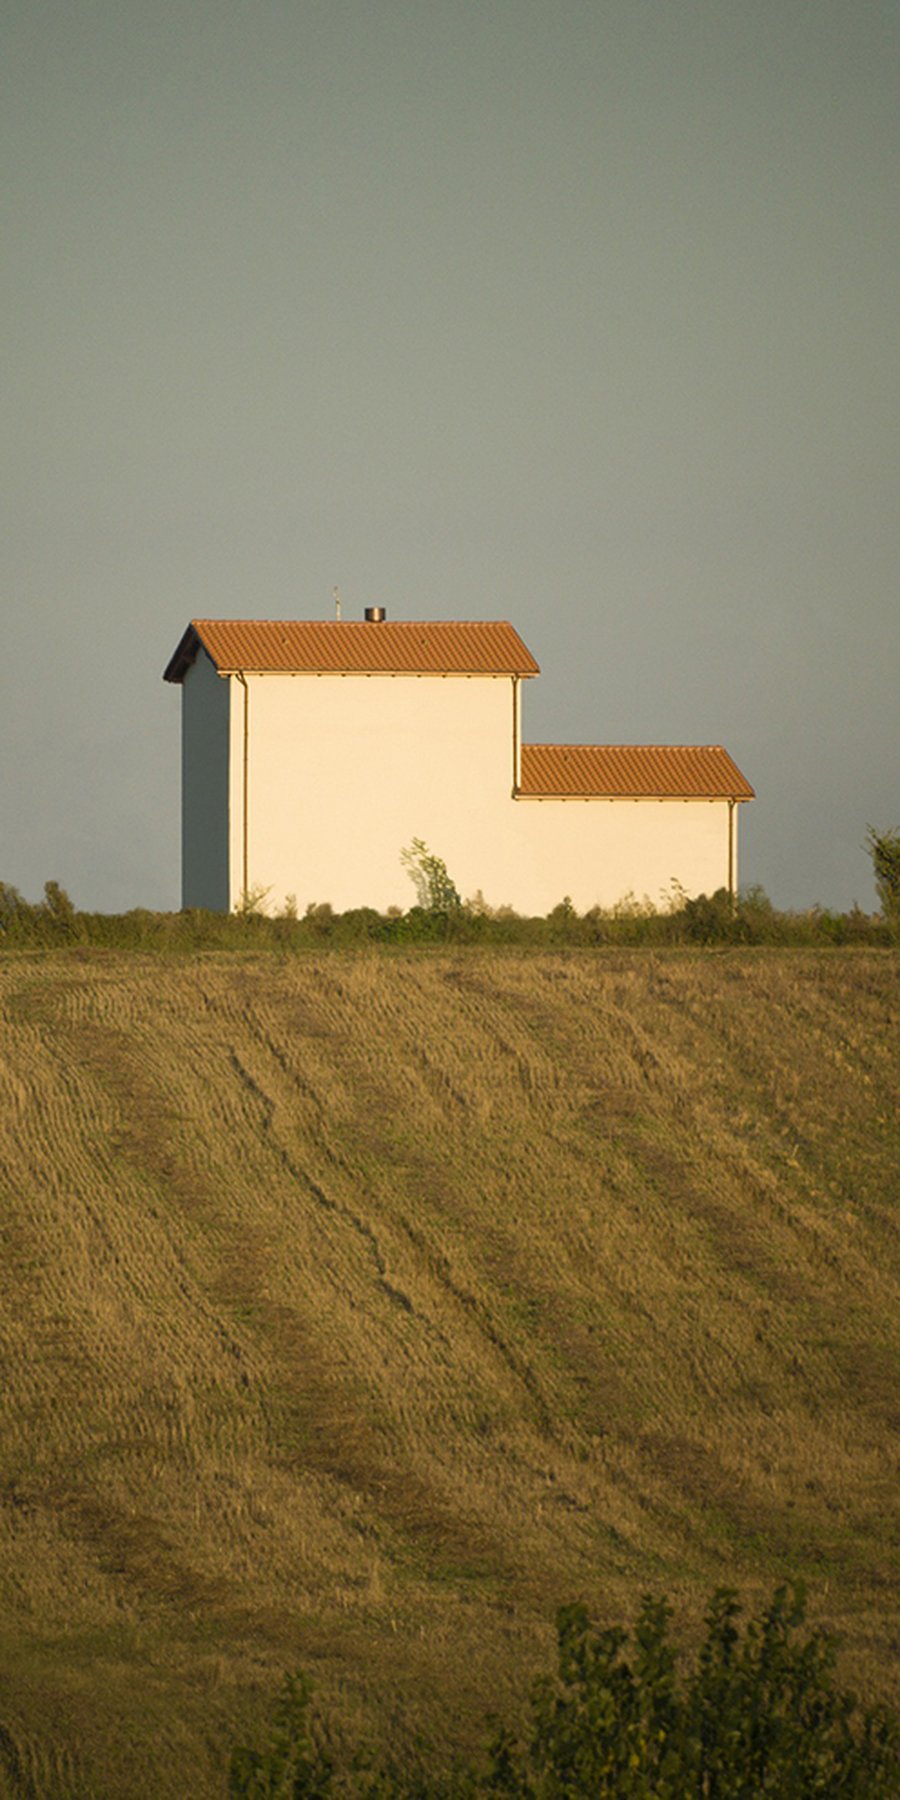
[[520, 744, 754, 801], [163, 618, 540, 682]]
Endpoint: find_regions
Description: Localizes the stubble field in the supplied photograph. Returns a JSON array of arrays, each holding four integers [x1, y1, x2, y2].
[[0, 947, 897, 1796]]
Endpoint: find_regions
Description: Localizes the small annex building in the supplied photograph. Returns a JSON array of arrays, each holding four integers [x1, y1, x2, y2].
[[163, 611, 753, 915]]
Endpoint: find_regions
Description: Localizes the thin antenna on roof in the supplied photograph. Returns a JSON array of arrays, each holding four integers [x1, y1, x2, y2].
[[332, 586, 342, 621]]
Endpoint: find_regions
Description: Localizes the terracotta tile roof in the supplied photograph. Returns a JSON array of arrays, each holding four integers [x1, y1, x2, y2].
[[164, 618, 539, 681], [520, 744, 754, 800]]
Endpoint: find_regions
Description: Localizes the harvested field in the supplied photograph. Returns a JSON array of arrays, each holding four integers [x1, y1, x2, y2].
[[0, 948, 897, 1795]]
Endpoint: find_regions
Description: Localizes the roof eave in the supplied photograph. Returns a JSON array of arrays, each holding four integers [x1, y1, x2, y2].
[[520, 790, 755, 801], [163, 623, 203, 684]]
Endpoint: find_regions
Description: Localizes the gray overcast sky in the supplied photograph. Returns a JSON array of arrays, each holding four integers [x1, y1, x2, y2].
[[2, 0, 897, 913]]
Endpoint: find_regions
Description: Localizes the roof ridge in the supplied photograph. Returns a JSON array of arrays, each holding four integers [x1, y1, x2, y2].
[[189, 616, 514, 626]]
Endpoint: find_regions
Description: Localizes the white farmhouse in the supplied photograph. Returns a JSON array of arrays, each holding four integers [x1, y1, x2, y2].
[[163, 610, 753, 915]]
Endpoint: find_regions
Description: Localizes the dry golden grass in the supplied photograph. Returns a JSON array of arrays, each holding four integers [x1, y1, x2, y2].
[[0, 948, 897, 1795]]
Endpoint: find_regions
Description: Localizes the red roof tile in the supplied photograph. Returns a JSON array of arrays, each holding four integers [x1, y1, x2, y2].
[[164, 619, 539, 681], [520, 744, 754, 800]]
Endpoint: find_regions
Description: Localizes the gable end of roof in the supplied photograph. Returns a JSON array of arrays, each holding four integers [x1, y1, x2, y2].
[[163, 623, 205, 684]]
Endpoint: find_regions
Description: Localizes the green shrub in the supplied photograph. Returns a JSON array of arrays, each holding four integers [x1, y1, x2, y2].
[[332, 907, 391, 944], [229, 1674, 334, 1798], [682, 888, 738, 944], [400, 841, 462, 915], [0, 881, 35, 937], [867, 826, 900, 934], [497, 1584, 898, 1797], [0, 879, 892, 954], [228, 1587, 898, 1797], [41, 880, 79, 934]]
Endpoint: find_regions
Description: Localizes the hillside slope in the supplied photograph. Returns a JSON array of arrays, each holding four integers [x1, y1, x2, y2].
[[0, 949, 897, 1796]]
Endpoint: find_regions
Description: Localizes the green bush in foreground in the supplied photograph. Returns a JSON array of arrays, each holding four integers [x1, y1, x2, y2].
[[228, 1585, 898, 1797]]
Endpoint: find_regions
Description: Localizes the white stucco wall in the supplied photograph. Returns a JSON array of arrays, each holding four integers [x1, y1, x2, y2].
[[213, 670, 737, 915], [500, 796, 735, 914], [181, 649, 231, 910], [236, 672, 517, 913]]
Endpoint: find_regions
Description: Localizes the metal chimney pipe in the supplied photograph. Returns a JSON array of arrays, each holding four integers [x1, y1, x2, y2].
[[364, 606, 386, 623]]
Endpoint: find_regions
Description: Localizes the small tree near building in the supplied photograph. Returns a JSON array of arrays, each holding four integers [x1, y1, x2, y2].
[[400, 839, 461, 914], [866, 826, 900, 931]]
